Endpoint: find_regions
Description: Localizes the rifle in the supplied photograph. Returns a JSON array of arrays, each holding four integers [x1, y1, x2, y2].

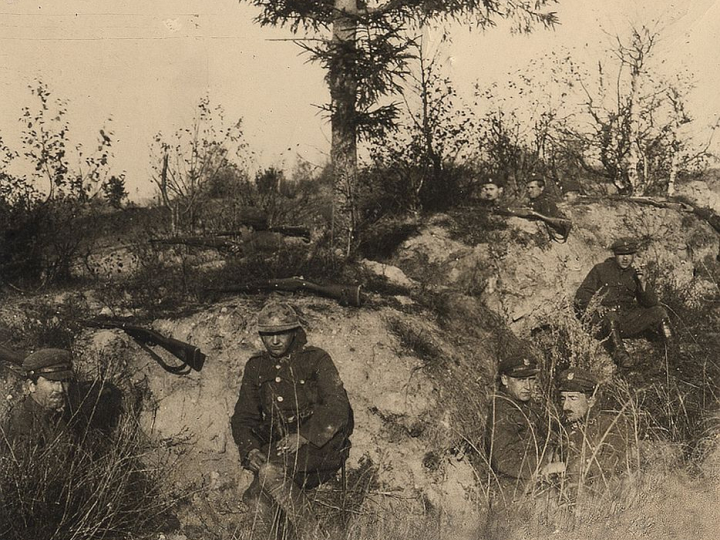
[[87, 320, 206, 374], [209, 277, 364, 307], [217, 226, 311, 242], [0, 343, 24, 368], [149, 236, 243, 255]]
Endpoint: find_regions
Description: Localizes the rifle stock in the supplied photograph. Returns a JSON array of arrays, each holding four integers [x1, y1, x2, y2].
[[0, 343, 25, 367], [211, 278, 363, 307], [88, 320, 206, 372]]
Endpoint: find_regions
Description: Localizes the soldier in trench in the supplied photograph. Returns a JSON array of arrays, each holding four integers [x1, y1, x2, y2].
[[230, 301, 353, 537], [485, 353, 555, 500], [1, 348, 122, 459], [551, 367, 635, 498], [574, 237, 673, 369]]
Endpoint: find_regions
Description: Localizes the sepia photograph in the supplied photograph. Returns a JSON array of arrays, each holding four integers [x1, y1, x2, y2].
[[1, 1, 719, 539]]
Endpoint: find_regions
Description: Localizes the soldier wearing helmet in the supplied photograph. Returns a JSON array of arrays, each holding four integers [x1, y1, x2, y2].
[[574, 237, 672, 369], [230, 302, 353, 536]]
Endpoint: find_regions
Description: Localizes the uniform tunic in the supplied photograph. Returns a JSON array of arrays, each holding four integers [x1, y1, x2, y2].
[[529, 192, 561, 218], [231, 329, 352, 488], [561, 411, 634, 493], [1, 396, 74, 460], [574, 257, 666, 336], [485, 391, 548, 493]]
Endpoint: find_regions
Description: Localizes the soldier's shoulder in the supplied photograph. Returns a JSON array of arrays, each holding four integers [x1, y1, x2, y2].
[[4, 397, 35, 430], [245, 352, 269, 369], [301, 345, 332, 360], [490, 393, 531, 418]]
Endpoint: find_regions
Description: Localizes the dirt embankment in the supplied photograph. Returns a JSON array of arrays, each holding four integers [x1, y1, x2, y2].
[[2, 194, 720, 539], [394, 197, 719, 335], [68, 296, 492, 537]]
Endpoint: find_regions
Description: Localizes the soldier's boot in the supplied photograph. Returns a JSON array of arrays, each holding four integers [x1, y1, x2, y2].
[[257, 462, 324, 539], [609, 321, 633, 369], [242, 477, 278, 532]]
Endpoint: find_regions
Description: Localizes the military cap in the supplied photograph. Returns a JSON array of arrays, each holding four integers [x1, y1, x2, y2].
[[22, 348, 74, 381], [610, 237, 639, 255], [558, 367, 598, 395], [257, 301, 301, 333], [498, 352, 539, 378], [478, 176, 505, 187]]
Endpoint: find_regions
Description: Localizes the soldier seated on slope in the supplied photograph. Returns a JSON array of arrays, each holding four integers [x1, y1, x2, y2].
[[549, 368, 635, 499], [574, 237, 672, 369]]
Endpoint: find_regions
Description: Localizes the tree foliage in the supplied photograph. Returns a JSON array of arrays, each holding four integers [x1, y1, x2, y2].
[[241, 0, 558, 254], [0, 81, 124, 287], [150, 97, 251, 232], [364, 40, 475, 214], [555, 25, 715, 195]]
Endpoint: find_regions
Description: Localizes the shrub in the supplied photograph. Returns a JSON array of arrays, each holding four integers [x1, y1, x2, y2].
[[0, 393, 179, 540]]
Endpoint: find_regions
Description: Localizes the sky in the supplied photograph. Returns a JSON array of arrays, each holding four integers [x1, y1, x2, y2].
[[1, 0, 719, 201]]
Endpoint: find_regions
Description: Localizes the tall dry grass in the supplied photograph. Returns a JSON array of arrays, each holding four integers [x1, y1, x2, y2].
[[0, 386, 181, 540]]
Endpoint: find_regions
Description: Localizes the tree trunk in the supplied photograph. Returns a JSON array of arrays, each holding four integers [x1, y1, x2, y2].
[[668, 137, 679, 196], [626, 84, 641, 194], [330, 0, 359, 257]]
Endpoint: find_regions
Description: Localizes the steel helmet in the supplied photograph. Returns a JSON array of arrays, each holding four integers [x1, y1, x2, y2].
[[257, 302, 301, 333]]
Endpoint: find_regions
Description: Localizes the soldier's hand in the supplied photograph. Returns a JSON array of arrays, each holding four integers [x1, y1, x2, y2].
[[511, 207, 532, 218], [635, 266, 647, 289], [541, 461, 566, 477], [246, 449, 267, 473], [275, 433, 308, 456]]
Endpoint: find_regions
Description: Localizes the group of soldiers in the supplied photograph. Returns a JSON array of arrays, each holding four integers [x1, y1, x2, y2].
[[486, 354, 634, 505], [476, 175, 573, 241], [0, 230, 670, 536], [0, 302, 353, 538]]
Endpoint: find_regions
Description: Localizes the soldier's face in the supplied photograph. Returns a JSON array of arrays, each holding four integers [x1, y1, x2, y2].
[[526, 181, 544, 200], [261, 330, 296, 358], [479, 184, 503, 201], [561, 391, 595, 423], [501, 375, 536, 402], [29, 376, 69, 411], [614, 253, 635, 269]]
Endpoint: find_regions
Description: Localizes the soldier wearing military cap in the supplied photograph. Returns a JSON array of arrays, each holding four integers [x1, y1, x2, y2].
[[1, 349, 75, 455], [553, 367, 634, 494], [485, 352, 552, 498], [230, 301, 353, 536], [476, 177, 505, 204], [513, 175, 573, 241], [574, 237, 672, 368]]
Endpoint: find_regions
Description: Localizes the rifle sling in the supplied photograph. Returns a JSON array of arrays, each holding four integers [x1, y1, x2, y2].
[[133, 339, 192, 375]]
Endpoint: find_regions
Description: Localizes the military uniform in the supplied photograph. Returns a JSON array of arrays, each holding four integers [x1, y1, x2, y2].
[[561, 410, 633, 491], [1, 394, 74, 458], [231, 328, 353, 489], [555, 368, 634, 497], [486, 391, 547, 490], [529, 191, 560, 218], [1, 349, 76, 461], [574, 256, 667, 337], [485, 354, 549, 498]]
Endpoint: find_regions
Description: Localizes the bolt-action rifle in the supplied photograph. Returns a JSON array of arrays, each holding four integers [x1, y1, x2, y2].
[[87, 320, 206, 374], [209, 277, 363, 307], [149, 236, 244, 255]]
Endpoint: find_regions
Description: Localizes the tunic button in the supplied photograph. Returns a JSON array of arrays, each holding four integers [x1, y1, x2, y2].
[[275, 377, 281, 383], [275, 365, 281, 369], [277, 396, 284, 402]]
